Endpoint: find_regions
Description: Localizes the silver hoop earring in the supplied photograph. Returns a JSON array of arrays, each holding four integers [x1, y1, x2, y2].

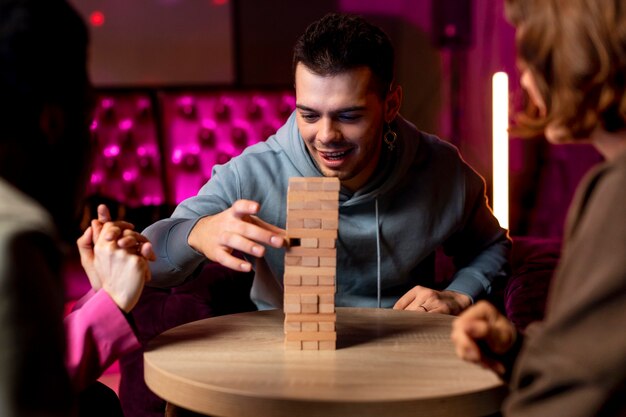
[[384, 123, 397, 151]]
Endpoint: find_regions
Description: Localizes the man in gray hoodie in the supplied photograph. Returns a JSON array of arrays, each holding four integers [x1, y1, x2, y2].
[[144, 13, 510, 315]]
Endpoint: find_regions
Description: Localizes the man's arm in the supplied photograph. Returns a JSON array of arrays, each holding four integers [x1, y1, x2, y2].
[[144, 199, 285, 288], [394, 162, 510, 315], [442, 162, 511, 302]]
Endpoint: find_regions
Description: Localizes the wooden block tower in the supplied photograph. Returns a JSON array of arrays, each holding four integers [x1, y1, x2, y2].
[[284, 177, 340, 350]]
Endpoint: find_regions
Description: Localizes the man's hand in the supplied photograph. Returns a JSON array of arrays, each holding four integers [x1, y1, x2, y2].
[[393, 286, 472, 315], [450, 300, 517, 376], [94, 222, 154, 313], [188, 199, 286, 272]]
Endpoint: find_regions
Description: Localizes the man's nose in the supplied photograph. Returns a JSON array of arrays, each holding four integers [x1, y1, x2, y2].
[[316, 118, 340, 143]]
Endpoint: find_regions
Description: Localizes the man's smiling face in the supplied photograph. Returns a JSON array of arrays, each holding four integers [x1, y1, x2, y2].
[[294, 63, 389, 192]]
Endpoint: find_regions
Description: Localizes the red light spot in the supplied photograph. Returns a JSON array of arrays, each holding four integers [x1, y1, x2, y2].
[[90, 11, 105, 27], [213, 0, 228, 5]]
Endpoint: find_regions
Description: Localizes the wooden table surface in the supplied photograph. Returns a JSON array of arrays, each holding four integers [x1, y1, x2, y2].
[[144, 308, 506, 417]]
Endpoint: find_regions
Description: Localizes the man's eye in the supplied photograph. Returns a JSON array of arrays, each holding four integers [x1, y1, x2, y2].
[[339, 114, 361, 122], [301, 114, 319, 122]]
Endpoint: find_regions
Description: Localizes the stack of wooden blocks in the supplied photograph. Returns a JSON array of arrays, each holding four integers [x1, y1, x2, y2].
[[283, 177, 340, 350]]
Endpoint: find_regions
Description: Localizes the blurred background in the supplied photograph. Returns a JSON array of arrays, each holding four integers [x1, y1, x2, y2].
[[67, 0, 602, 238]]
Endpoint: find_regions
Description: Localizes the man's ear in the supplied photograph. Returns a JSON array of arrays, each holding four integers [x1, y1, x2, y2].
[[39, 104, 66, 145], [384, 85, 403, 123]]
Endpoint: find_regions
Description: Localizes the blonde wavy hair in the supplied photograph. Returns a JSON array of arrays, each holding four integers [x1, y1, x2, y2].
[[505, 0, 626, 142]]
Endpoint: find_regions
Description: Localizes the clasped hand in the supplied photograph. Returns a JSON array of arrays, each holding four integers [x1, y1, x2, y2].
[[76, 204, 155, 312]]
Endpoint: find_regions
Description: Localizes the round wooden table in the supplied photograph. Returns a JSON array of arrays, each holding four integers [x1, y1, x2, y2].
[[144, 308, 506, 417]]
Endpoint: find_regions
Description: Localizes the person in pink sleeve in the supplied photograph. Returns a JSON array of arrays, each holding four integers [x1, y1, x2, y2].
[[68, 205, 155, 392], [0, 1, 153, 416]]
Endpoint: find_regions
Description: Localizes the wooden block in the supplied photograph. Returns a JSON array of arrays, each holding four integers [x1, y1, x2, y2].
[[289, 228, 337, 239], [319, 303, 335, 314], [302, 322, 318, 332], [301, 275, 318, 285], [301, 303, 318, 313], [322, 219, 338, 229], [318, 275, 335, 286], [288, 191, 340, 202], [322, 180, 340, 191], [290, 210, 339, 220], [284, 275, 301, 286], [318, 340, 336, 350], [304, 200, 321, 210], [288, 181, 308, 191], [305, 181, 324, 191], [319, 294, 334, 304], [285, 321, 301, 332], [286, 247, 335, 257], [321, 200, 339, 210], [285, 340, 302, 350], [285, 331, 337, 341], [301, 238, 318, 248], [319, 238, 336, 248], [284, 266, 336, 277], [288, 200, 306, 210], [301, 294, 318, 304], [319, 322, 335, 332], [287, 218, 304, 228], [285, 256, 301, 266], [302, 341, 318, 350], [304, 218, 322, 229], [301, 256, 319, 267], [284, 294, 300, 304], [319, 257, 336, 267], [288, 177, 324, 184], [289, 177, 337, 187], [284, 285, 335, 295], [284, 303, 301, 314], [284, 313, 336, 322]]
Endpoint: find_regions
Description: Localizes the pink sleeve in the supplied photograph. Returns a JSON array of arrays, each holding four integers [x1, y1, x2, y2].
[[64, 290, 140, 390]]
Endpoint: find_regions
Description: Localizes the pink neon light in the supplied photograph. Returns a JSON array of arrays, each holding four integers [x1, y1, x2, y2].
[[201, 118, 217, 129], [90, 172, 103, 185], [103, 145, 120, 158], [101, 98, 114, 109], [172, 148, 183, 164], [118, 119, 133, 130], [122, 171, 135, 182]]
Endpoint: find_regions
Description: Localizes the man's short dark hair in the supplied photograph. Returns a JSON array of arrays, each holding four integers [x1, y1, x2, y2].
[[293, 13, 395, 98]]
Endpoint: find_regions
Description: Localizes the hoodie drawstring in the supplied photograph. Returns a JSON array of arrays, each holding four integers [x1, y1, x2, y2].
[[375, 198, 382, 308]]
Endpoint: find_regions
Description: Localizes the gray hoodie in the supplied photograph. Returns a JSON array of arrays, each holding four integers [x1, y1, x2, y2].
[[143, 112, 510, 309]]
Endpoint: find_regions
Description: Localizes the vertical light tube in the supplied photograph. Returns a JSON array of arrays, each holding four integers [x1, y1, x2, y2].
[[492, 72, 509, 229]]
